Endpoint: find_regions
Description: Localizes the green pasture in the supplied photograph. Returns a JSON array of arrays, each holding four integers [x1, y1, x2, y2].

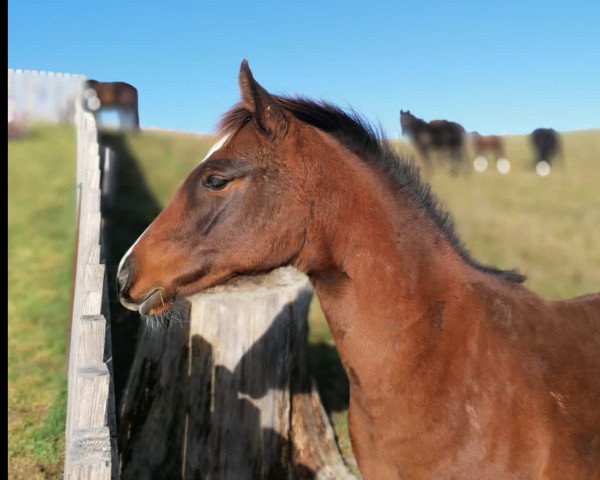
[[8, 125, 76, 479], [8, 124, 600, 478]]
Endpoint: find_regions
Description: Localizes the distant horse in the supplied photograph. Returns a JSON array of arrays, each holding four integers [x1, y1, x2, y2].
[[470, 132, 510, 173], [400, 109, 468, 175], [117, 61, 600, 479], [471, 132, 504, 159], [84, 80, 139, 130], [530, 128, 561, 176]]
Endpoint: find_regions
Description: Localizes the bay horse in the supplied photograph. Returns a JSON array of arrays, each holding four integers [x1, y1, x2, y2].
[[400, 109, 468, 176], [84, 80, 139, 130], [117, 61, 600, 479], [470, 132, 511, 173], [471, 131, 504, 160]]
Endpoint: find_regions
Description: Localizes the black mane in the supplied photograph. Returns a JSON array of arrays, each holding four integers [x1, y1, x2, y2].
[[219, 97, 526, 283]]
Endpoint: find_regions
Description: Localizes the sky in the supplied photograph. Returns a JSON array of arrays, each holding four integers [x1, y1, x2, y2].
[[8, 0, 600, 136]]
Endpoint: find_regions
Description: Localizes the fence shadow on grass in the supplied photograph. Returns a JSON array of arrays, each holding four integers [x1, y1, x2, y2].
[[98, 130, 162, 418]]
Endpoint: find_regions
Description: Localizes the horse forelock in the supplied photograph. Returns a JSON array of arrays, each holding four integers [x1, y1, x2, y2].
[[216, 102, 252, 137]]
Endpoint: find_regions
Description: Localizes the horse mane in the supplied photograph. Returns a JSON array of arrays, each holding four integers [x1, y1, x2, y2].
[[218, 97, 526, 283]]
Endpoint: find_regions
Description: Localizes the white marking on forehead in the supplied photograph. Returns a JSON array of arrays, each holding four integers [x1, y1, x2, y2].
[[117, 132, 233, 276], [200, 132, 232, 164], [118, 225, 150, 273]]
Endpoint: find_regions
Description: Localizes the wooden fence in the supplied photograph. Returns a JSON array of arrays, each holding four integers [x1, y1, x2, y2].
[[64, 97, 118, 479]]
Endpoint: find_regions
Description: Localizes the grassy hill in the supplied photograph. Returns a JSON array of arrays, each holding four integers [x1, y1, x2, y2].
[[8, 124, 599, 478]]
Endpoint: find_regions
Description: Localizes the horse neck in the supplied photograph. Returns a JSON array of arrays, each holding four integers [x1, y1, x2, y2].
[[293, 128, 477, 385], [407, 116, 427, 134]]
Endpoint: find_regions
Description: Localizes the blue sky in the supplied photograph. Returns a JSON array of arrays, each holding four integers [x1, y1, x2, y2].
[[9, 0, 600, 136]]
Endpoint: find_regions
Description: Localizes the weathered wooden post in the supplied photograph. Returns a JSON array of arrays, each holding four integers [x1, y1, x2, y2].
[[119, 267, 354, 479]]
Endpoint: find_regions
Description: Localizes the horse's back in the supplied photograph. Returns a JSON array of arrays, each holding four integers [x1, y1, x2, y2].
[[86, 80, 138, 106], [474, 134, 503, 152], [552, 292, 600, 338], [429, 119, 464, 132], [428, 119, 465, 146], [533, 291, 600, 375], [531, 128, 560, 156]]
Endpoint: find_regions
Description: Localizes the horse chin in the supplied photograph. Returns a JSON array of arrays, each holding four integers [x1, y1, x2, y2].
[[138, 288, 169, 316], [142, 303, 173, 317]]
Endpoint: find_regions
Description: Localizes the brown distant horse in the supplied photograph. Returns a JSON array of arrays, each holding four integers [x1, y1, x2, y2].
[[400, 109, 468, 175], [470, 132, 510, 173], [84, 80, 139, 130], [117, 61, 600, 479], [471, 131, 505, 160]]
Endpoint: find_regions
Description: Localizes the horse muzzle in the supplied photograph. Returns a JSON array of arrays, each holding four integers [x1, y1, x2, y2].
[[117, 256, 168, 315], [118, 285, 168, 315]]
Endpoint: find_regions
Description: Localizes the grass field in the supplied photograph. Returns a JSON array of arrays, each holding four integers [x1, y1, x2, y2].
[[8, 124, 599, 478], [8, 124, 76, 479]]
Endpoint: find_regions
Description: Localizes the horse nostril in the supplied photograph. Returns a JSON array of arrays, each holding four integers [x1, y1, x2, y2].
[[117, 257, 131, 296]]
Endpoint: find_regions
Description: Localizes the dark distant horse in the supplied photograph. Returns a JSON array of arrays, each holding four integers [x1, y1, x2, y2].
[[117, 61, 600, 479], [400, 109, 468, 175], [530, 128, 561, 175], [84, 80, 139, 130]]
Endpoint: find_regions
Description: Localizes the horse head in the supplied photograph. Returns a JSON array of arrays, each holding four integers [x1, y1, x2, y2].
[[117, 61, 314, 315], [400, 109, 416, 135]]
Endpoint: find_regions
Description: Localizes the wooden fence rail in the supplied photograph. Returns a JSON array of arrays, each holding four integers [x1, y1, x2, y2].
[[65, 96, 118, 479]]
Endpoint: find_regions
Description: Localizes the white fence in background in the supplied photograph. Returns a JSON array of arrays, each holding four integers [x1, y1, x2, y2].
[[7, 68, 85, 124]]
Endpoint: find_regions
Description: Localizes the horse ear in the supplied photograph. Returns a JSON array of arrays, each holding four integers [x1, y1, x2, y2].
[[238, 59, 288, 140]]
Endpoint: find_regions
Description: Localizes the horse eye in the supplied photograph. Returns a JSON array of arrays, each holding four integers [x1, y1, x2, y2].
[[203, 175, 230, 191]]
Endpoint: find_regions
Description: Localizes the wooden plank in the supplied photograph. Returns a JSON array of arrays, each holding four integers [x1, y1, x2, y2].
[[68, 427, 112, 465], [73, 364, 110, 430], [86, 202, 103, 238], [76, 315, 107, 366], [70, 255, 104, 323], [78, 287, 105, 318], [84, 244, 102, 272], [67, 313, 106, 412], [80, 195, 102, 242], [80, 180, 101, 213], [65, 462, 111, 480], [83, 258, 105, 292]]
